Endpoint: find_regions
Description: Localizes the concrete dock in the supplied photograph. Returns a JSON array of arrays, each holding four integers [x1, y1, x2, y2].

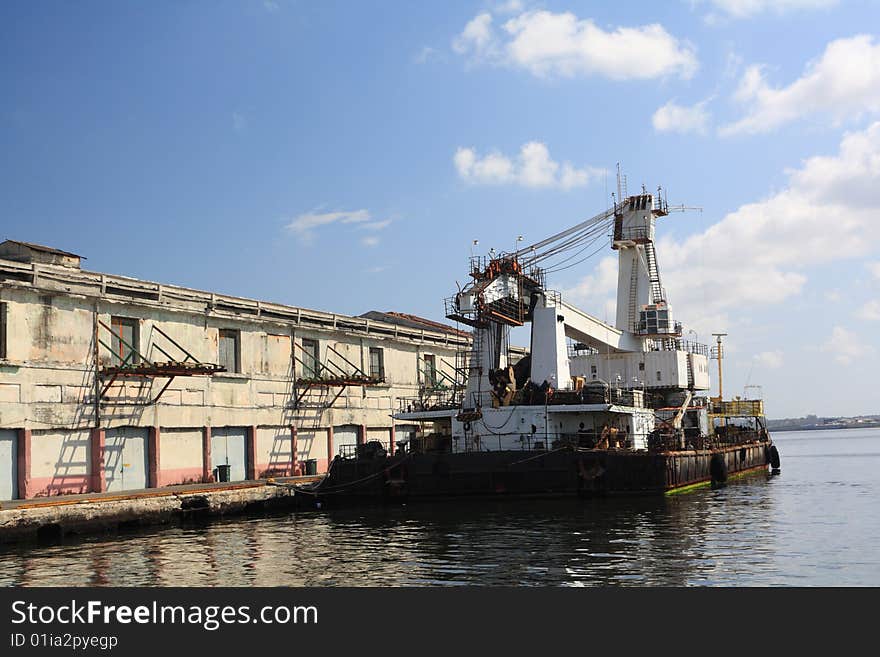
[[0, 475, 322, 545]]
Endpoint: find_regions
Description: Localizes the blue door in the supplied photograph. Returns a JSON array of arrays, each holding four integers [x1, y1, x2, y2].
[[211, 427, 247, 482], [104, 427, 149, 492], [0, 430, 17, 500]]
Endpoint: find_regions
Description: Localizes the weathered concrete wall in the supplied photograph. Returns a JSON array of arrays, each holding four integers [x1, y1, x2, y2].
[[295, 429, 329, 474], [30, 429, 91, 497], [255, 425, 293, 478], [158, 427, 203, 487]]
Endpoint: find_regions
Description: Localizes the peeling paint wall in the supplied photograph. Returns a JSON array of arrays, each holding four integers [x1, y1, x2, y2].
[[158, 427, 203, 487], [0, 255, 469, 496], [29, 428, 91, 496]]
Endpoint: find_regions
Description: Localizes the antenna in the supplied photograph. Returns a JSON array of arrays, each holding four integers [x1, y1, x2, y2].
[[616, 163, 623, 205], [711, 333, 727, 401]]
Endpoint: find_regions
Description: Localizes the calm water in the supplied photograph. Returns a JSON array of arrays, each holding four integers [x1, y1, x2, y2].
[[2, 428, 879, 586]]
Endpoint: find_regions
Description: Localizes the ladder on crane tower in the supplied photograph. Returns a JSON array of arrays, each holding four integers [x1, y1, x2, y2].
[[627, 258, 639, 333], [644, 241, 665, 304], [685, 353, 695, 390]]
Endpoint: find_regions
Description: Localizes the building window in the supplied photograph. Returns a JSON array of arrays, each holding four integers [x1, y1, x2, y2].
[[590, 364, 597, 378], [369, 347, 385, 380], [218, 329, 240, 373], [656, 370, 662, 382], [639, 362, 645, 371], [0, 302, 6, 360], [423, 354, 437, 386], [110, 316, 139, 366], [301, 338, 319, 378]]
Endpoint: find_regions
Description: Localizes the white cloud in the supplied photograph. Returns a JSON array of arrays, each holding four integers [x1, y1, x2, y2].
[[455, 142, 600, 189], [650, 122, 880, 332], [754, 350, 784, 369], [361, 236, 380, 247], [867, 261, 880, 280], [652, 99, 711, 135], [856, 300, 880, 321], [721, 35, 880, 136], [495, 0, 524, 15], [453, 13, 495, 57], [453, 9, 697, 80], [232, 111, 247, 132], [263, 1, 280, 12], [358, 219, 392, 231], [701, 0, 838, 21], [414, 46, 439, 64], [820, 325, 873, 364], [285, 209, 374, 244]]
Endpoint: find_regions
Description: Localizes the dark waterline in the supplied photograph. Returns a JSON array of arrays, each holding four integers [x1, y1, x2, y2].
[[2, 428, 879, 586]]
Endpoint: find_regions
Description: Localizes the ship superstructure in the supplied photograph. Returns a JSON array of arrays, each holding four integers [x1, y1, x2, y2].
[[316, 182, 777, 500], [394, 187, 739, 456]]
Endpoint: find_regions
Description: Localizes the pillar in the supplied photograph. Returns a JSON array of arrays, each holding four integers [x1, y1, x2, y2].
[[90, 428, 105, 493], [290, 425, 298, 476], [388, 425, 396, 456], [202, 427, 212, 483], [358, 424, 366, 445], [246, 425, 257, 480], [148, 426, 160, 488], [326, 426, 334, 473], [17, 429, 31, 499]]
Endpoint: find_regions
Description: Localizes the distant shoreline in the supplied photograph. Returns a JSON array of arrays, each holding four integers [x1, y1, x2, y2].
[[770, 424, 880, 432]]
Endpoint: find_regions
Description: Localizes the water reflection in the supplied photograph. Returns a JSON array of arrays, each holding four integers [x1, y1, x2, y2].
[[1, 429, 878, 586]]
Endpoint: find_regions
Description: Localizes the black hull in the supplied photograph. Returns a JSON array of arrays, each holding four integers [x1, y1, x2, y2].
[[313, 442, 773, 504]]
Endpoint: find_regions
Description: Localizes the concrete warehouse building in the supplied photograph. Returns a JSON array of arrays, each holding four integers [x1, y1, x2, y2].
[[0, 240, 470, 500]]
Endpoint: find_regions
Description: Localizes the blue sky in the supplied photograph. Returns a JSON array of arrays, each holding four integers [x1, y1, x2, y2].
[[3, 0, 879, 417]]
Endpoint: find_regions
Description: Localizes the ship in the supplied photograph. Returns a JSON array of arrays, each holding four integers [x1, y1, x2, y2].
[[307, 184, 781, 504]]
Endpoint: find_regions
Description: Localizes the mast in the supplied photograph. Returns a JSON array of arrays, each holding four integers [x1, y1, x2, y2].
[[712, 333, 727, 401]]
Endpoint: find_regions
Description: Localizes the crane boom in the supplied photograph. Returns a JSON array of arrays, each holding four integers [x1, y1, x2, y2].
[[513, 205, 616, 261]]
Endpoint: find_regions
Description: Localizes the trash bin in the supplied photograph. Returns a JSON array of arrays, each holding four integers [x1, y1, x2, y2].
[[303, 459, 317, 476], [216, 464, 231, 482]]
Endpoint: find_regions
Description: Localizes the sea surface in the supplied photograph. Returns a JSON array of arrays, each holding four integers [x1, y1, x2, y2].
[[1, 428, 878, 586]]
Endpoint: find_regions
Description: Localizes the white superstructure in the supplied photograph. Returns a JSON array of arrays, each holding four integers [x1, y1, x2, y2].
[[398, 189, 711, 454]]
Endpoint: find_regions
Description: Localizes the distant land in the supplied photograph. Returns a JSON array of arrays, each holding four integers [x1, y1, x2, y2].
[[767, 414, 880, 432]]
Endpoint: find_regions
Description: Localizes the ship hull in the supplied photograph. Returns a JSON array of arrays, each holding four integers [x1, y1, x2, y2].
[[313, 441, 772, 504]]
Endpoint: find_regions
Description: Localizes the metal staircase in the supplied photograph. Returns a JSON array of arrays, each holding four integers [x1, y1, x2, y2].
[[644, 241, 664, 304]]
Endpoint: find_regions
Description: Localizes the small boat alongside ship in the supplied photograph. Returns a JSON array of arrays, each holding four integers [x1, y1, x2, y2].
[[309, 185, 781, 504]]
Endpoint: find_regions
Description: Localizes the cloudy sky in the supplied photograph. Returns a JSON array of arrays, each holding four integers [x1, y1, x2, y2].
[[2, 0, 879, 417]]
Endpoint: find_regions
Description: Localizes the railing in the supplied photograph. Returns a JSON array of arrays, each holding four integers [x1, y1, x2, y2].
[[397, 393, 462, 414], [567, 342, 598, 358], [710, 399, 764, 417], [648, 427, 769, 452], [543, 289, 562, 307], [613, 225, 651, 243], [652, 339, 709, 356], [636, 320, 683, 337]]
